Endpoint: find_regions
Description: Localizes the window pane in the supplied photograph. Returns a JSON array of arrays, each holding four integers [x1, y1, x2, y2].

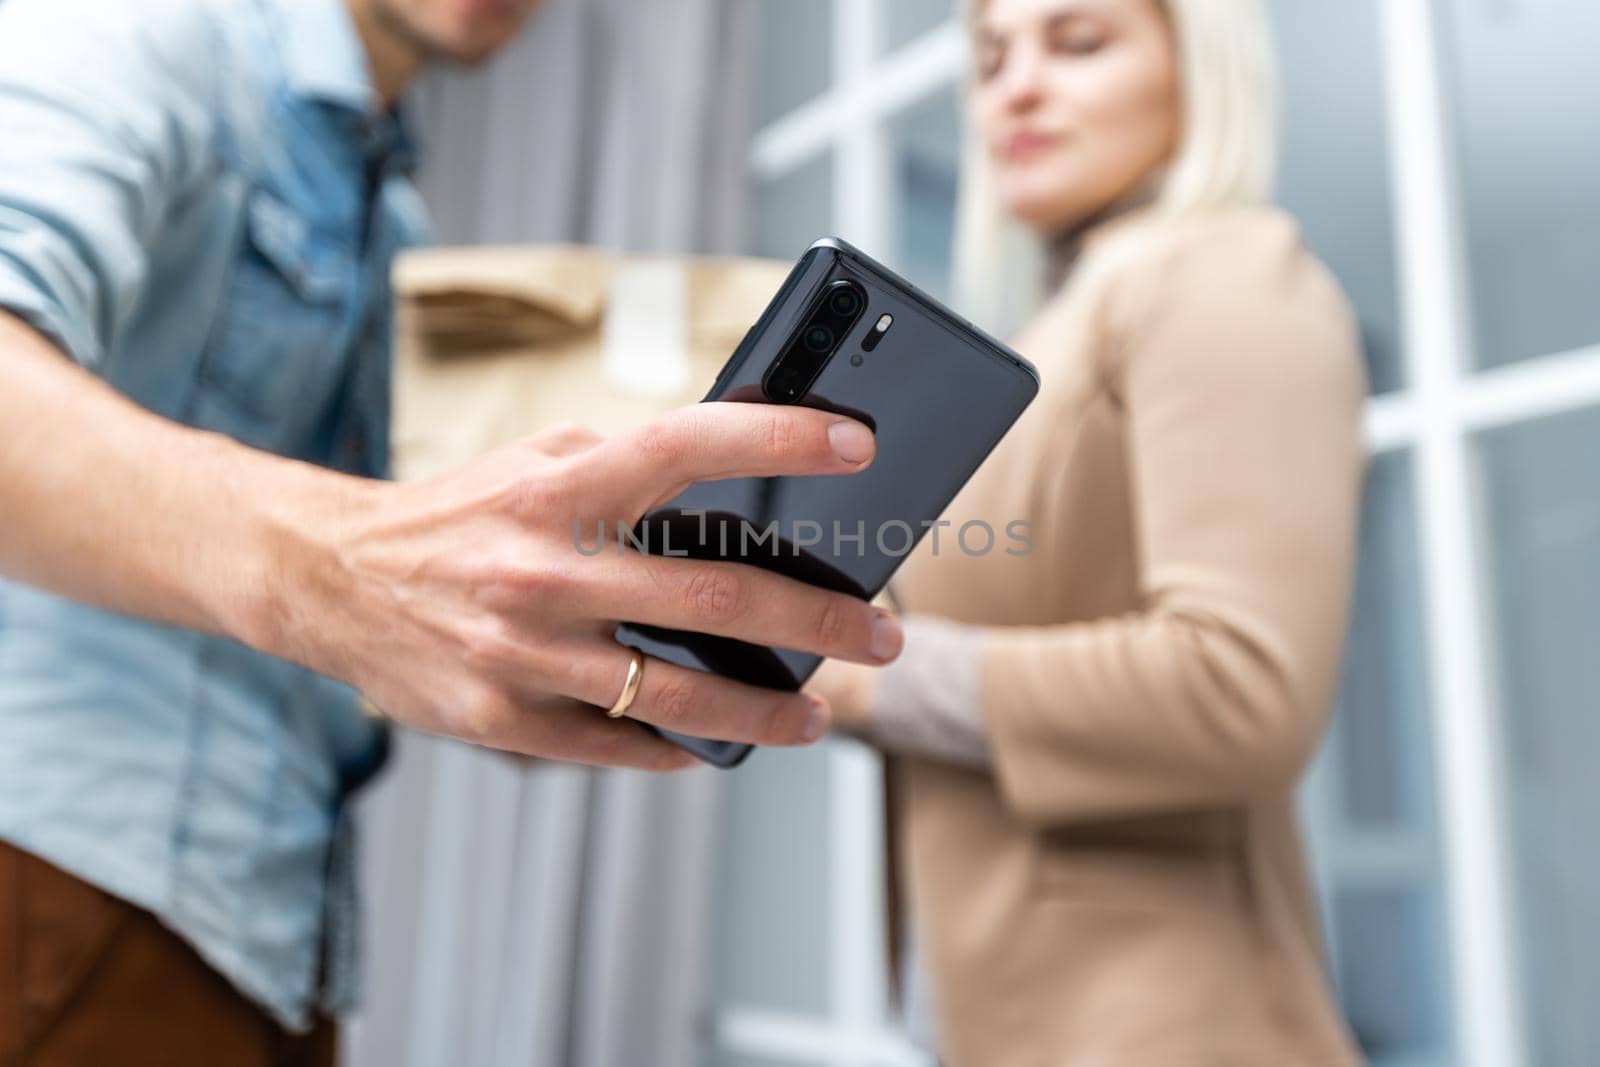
[[750, 153, 836, 262], [883, 0, 956, 55], [1310, 452, 1455, 1065], [749, 1, 835, 130], [886, 85, 962, 301], [1441, 0, 1600, 368], [1335, 454, 1435, 830], [706, 745, 835, 1016], [1332, 887, 1454, 1061], [1479, 405, 1600, 1063], [1271, 0, 1405, 394]]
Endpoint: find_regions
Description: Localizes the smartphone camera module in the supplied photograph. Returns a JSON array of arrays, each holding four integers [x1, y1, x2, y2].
[[763, 279, 868, 403]]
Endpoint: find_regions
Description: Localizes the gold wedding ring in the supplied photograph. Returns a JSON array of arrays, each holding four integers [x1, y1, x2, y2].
[[606, 647, 646, 719]]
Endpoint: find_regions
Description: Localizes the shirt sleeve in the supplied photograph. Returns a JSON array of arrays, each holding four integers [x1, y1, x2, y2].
[[978, 215, 1369, 827], [0, 0, 217, 368]]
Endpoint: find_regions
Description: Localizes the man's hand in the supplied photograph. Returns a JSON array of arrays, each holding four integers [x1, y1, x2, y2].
[[0, 317, 901, 772], [256, 404, 905, 771]]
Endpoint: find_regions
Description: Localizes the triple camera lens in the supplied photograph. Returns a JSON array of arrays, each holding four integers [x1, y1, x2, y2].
[[763, 279, 868, 403]]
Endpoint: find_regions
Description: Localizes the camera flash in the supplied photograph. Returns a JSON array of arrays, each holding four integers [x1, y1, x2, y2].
[[861, 314, 893, 353]]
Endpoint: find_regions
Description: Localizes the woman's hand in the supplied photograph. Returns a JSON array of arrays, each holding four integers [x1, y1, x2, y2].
[[805, 657, 881, 737]]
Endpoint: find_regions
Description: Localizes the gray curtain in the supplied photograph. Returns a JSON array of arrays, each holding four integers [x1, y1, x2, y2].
[[411, 0, 749, 252], [343, 2, 751, 1065]]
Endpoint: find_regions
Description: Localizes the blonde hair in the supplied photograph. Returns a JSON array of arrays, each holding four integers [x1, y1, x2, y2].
[[954, 0, 1280, 335]]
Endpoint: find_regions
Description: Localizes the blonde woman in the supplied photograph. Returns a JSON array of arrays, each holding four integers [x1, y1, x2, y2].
[[807, 0, 1367, 1062]]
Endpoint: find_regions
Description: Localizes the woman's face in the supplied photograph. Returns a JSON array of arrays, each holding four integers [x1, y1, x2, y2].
[[973, 0, 1181, 234]]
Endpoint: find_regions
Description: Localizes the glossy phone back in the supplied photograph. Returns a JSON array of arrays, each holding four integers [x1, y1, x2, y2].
[[615, 238, 1039, 767]]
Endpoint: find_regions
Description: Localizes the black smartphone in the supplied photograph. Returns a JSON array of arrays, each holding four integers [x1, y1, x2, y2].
[[615, 237, 1039, 767]]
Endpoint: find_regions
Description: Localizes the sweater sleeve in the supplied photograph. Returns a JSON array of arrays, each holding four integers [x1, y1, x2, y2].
[[980, 214, 1368, 827], [862, 615, 992, 768]]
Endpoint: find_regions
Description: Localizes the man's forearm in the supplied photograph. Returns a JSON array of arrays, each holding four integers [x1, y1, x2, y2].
[[0, 311, 363, 662]]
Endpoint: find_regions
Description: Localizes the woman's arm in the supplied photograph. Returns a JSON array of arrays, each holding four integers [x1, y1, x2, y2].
[[830, 217, 1367, 824], [979, 218, 1368, 825], [825, 615, 991, 768]]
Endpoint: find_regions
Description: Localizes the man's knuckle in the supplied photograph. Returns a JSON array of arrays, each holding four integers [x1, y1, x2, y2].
[[537, 421, 594, 450], [520, 559, 578, 600], [814, 597, 849, 647], [762, 411, 802, 457], [460, 622, 518, 675], [650, 676, 699, 729], [476, 560, 541, 606], [535, 652, 580, 698], [684, 568, 743, 623], [633, 422, 686, 468], [505, 468, 569, 519], [455, 690, 507, 744]]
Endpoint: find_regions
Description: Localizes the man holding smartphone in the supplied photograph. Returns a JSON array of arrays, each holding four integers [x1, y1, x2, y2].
[[0, 0, 904, 1060]]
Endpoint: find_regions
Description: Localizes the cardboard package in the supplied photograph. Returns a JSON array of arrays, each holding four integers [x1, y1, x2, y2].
[[390, 245, 790, 481]]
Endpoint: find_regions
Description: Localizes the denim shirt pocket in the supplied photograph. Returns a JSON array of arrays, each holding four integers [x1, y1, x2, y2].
[[196, 187, 357, 453]]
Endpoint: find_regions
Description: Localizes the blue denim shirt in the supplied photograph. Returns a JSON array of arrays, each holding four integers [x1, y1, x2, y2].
[[0, 0, 425, 1030]]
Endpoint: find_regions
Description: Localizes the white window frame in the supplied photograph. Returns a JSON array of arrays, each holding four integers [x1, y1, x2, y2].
[[712, 2, 1600, 1064]]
